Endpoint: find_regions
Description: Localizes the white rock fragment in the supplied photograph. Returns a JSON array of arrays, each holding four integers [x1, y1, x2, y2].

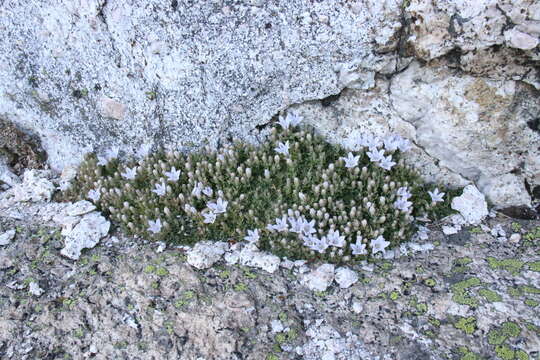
[[156, 242, 166, 253], [509, 233, 521, 243], [10, 170, 56, 203], [186, 241, 229, 269], [270, 320, 285, 333], [442, 225, 460, 235], [504, 28, 539, 50], [334, 267, 358, 289], [28, 281, 44, 297], [6, 280, 25, 290], [280, 259, 295, 270], [352, 301, 364, 314], [65, 200, 96, 217], [238, 244, 280, 273], [99, 96, 127, 120], [490, 224, 506, 238], [60, 212, 110, 260], [0, 159, 20, 188], [301, 264, 335, 292], [451, 185, 489, 224], [0, 229, 15, 246]]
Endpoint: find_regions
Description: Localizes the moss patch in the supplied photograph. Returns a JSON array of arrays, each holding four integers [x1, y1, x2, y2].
[[454, 316, 477, 335], [486, 257, 524, 275]]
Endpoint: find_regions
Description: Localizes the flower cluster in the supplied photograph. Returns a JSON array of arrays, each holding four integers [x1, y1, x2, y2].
[[61, 112, 456, 264]]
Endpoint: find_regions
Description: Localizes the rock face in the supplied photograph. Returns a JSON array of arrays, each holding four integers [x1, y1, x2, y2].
[[0, 0, 539, 209]]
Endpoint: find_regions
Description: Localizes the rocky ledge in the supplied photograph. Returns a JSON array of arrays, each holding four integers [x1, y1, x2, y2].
[[0, 191, 538, 359]]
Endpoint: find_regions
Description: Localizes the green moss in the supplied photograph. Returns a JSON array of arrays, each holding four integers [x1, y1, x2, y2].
[[424, 278, 436, 287], [144, 265, 156, 274], [470, 227, 483, 234], [527, 261, 540, 272], [507, 286, 521, 298], [519, 285, 540, 294], [390, 291, 400, 301], [428, 317, 441, 327], [495, 345, 516, 360], [60, 120, 458, 264], [266, 354, 279, 360], [454, 316, 477, 335], [488, 322, 521, 346], [275, 333, 287, 344], [155, 267, 169, 276], [515, 350, 529, 360], [415, 302, 428, 315], [478, 288, 502, 302], [524, 299, 538, 307], [451, 277, 481, 306], [486, 257, 524, 275], [234, 283, 248, 292]]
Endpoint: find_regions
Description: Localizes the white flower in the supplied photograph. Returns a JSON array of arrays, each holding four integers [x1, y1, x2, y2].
[[396, 187, 412, 200], [312, 237, 330, 253], [152, 182, 167, 196], [362, 134, 382, 149], [350, 236, 367, 255], [394, 198, 413, 212], [341, 152, 360, 169], [97, 146, 120, 166], [148, 219, 162, 234], [207, 197, 228, 214], [428, 188, 445, 203], [87, 189, 101, 202], [202, 212, 217, 224], [267, 215, 288, 232], [164, 166, 181, 182], [367, 148, 385, 163], [383, 135, 401, 152], [278, 112, 303, 129], [370, 235, 390, 255], [288, 217, 304, 233], [398, 138, 411, 152], [301, 219, 316, 236], [136, 143, 152, 159], [244, 229, 260, 243], [184, 204, 197, 214], [192, 182, 204, 197], [202, 186, 213, 197], [121, 166, 137, 180], [326, 229, 346, 248], [274, 141, 290, 157], [378, 155, 396, 170]]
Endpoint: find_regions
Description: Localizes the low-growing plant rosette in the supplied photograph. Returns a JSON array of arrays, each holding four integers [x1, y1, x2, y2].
[[60, 113, 457, 264]]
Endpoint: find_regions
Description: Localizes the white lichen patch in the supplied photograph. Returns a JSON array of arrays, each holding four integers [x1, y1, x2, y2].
[[334, 267, 358, 289], [60, 212, 110, 260], [451, 185, 488, 224], [301, 264, 335, 292], [0, 229, 16, 246], [186, 241, 229, 269]]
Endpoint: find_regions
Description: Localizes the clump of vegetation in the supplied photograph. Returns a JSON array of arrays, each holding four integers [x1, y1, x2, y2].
[[61, 113, 456, 264]]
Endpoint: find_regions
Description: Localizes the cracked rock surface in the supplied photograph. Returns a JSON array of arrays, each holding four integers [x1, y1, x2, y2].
[[0, 198, 539, 359], [1, 0, 538, 210]]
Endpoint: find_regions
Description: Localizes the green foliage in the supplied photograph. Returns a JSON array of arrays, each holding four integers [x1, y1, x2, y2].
[[454, 316, 477, 335], [61, 121, 455, 264]]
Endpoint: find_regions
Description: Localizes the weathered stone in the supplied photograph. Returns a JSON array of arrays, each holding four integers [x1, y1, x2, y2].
[[451, 185, 489, 224], [186, 241, 228, 269], [65, 200, 96, 217], [60, 212, 110, 260], [504, 28, 539, 50], [238, 243, 280, 273], [99, 97, 127, 120], [301, 264, 335, 292], [0, 229, 15, 246], [334, 267, 358, 289]]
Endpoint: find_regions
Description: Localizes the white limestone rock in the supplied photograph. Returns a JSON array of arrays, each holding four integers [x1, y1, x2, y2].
[[451, 185, 489, 225], [28, 281, 44, 297], [0, 157, 20, 189], [334, 267, 358, 289], [504, 28, 539, 50], [10, 170, 56, 203], [0, 229, 16, 246], [65, 200, 96, 217], [301, 264, 335, 292], [479, 173, 532, 208], [186, 241, 229, 270], [238, 244, 280, 273], [60, 212, 110, 260]]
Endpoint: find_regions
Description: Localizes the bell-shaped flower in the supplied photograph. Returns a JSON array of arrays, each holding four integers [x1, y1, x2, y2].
[[367, 148, 385, 163], [244, 229, 260, 243], [370, 235, 390, 255], [202, 212, 217, 224], [394, 198, 413, 212], [136, 143, 152, 159], [341, 152, 360, 169], [267, 215, 288, 232], [350, 236, 367, 255], [428, 188, 445, 203], [184, 204, 197, 214], [278, 112, 303, 130], [202, 186, 213, 197], [192, 182, 204, 197], [274, 141, 290, 157], [396, 187, 412, 200], [378, 155, 396, 170], [152, 182, 167, 196], [207, 197, 228, 214], [164, 166, 181, 182], [148, 219, 162, 234], [326, 229, 346, 248], [121, 166, 137, 180]]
